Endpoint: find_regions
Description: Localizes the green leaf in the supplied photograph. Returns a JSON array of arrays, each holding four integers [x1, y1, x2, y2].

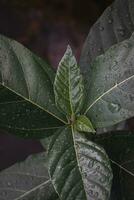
[[84, 33, 134, 128], [0, 35, 66, 138], [48, 126, 113, 200], [80, 0, 134, 131], [54, 45, 84, 117], [80, 0, 134, 74], [75, 115, 95, 133], [93, 131, 134, 200], [94, 131, 134, 159], [0, 152, 59, 200], [120, 149, 134, 200]]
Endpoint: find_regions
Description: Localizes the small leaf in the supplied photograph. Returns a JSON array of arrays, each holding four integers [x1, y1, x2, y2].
[[84, 33, 134, 128], [54, 45, 84, 117], [0, 152, 59, 200], [48, 126, 113, 200], [75, 115, 95, 133]]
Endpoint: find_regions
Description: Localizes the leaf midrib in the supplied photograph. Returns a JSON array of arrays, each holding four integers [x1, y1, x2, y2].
[[85, 73, 134, 114], [71, 126, 87, 200], [0, 83, 67, 125], [0, 125, 63, 131], [68, 63, 74, 116], [14, 180, 51, 200]]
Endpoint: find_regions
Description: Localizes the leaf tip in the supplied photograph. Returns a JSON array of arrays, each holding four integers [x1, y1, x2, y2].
[[66, 44, 73, 56]]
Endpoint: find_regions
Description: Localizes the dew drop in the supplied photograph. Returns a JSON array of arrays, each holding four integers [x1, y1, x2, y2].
[[99, 26, 104, 31], [88, 160, 94, 168], [83, 171, 87, 178], [117, 27, 125, 36], [99, 176, 106, 184], [108, 19, 113, 24], [108, 102, 121, 113], [7, 182, 11, 186]]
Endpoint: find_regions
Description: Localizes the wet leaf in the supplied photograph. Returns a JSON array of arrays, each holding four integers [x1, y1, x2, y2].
[[0, 35, 66, 138], [48, 126, 113, 200], [54, 45, 84, 118], [0, 152, 59, 200], [80, 0, 134, 131], [80, 0, 134, 74], [84, 33, 134, 128]]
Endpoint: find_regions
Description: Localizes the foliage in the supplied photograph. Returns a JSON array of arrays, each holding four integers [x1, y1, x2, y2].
[[0, 0, 134, 199]]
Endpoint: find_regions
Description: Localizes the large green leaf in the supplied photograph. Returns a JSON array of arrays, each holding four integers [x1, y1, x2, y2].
[[80, 0, 134, 131], [48, 126, 113, 200], [0, 152, 59, 200], [93, 131, 134, 200], [84, 33, 134, 128], [80, 0, 134, 73], [0, 35, 66, 137], [54, 45, 84, 118]]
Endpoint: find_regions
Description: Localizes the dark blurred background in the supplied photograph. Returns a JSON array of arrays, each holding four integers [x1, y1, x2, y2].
[[0, 0, 114, 170]]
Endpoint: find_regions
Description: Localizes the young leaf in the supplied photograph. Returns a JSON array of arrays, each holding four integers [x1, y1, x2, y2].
[[54, 45, 84, 117], [48, 126, 113, 200], [0, 35, 66, 137], [84, 33, 134, 128], [0, 152, 59, 200], [75, 115, 95, 133]]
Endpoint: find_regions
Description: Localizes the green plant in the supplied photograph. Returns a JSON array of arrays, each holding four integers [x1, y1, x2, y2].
[[1, 1, 134, 199]]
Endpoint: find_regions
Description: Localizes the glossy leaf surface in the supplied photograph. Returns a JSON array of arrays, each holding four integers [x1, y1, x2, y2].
[[80, 0, 134, 73], [80, 0, 134, 131], [84, 33, 134, 128], [54, 45, 84, 117], [48, 126, 112, 200], [0, 35, 66, 137], [0, 152, 59, 200], [75, 115, 95, 133]]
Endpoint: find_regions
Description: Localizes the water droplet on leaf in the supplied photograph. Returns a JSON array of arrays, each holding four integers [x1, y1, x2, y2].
[[99, 26, 104, 31], [88, 160, 94, 168], [117, 28, 125, 36], [108, 102, 121, 113], [108, 19, 113, 24]]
